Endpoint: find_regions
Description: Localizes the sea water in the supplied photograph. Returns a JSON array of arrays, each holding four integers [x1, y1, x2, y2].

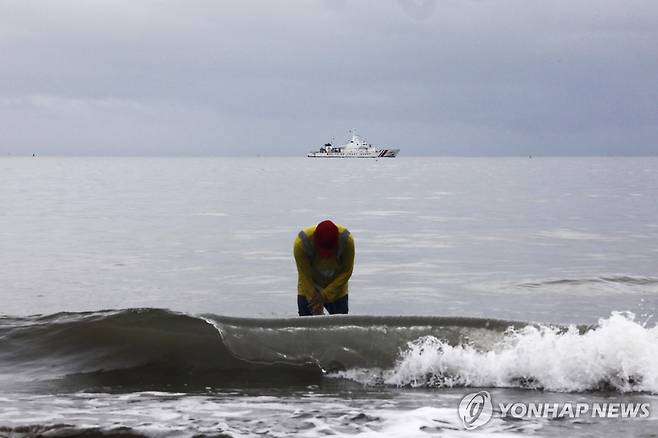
[[0, 157, 657, 437]]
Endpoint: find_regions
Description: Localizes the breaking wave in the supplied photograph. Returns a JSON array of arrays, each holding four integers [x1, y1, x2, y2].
[[0, 309, 656, 393], [335, 312, 658, 393]]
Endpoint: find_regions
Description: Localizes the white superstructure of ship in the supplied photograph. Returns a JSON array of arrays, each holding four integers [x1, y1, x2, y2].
[[307, 130, 400, 158]]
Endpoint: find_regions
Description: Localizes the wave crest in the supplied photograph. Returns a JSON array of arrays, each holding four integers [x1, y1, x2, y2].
[[2, 309, 655, 393], [334, 312, 658, 393]]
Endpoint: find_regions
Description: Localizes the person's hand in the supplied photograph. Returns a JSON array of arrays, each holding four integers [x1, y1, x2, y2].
[[309, 290, 325, 315]]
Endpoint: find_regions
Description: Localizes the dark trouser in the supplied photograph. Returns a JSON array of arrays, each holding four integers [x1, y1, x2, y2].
[[298, 294, 348, 316]]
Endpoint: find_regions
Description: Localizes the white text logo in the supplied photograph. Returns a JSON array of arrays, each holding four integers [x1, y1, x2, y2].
[[458, 393, 651, 430]]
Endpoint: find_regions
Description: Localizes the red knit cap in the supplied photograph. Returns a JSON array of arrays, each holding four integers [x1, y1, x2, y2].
[[314, 220, 339, 258]]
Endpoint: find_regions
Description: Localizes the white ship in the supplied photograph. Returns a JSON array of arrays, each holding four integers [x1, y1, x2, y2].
[[307, 131, 400, 158]]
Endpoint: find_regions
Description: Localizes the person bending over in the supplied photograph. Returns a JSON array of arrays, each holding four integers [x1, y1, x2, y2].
[[294, 220, 354, 316]]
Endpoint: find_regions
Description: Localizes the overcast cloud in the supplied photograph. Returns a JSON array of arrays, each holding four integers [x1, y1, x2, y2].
[[0, 0, 657, 156]]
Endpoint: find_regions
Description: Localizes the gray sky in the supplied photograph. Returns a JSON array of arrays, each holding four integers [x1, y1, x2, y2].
[[1, 0, 657, 156]]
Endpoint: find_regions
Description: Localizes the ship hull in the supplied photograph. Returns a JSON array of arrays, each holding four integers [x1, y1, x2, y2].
[[307, 149, 399, 158]]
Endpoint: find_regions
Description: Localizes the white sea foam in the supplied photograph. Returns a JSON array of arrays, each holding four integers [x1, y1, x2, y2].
[[0, 393, 535, 438], [335, 312, 658, 393], [326, 406, 533, 438]]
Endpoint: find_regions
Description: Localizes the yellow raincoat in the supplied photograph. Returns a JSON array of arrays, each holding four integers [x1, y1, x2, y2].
[[293, 224, 355, 303]]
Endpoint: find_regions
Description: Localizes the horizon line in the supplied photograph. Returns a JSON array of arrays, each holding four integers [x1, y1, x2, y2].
[[2, 154, 658, 158]]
